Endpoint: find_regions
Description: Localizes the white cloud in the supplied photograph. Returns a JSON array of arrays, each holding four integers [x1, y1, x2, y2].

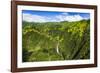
[[64, 15, 83, 22], [23, 13, 47, 22], [56, 13, 84, 22], [23, 13, 87, 22], [62, 12, 69, 15]]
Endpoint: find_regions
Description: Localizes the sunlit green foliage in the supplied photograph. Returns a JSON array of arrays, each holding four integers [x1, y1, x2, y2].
[[22, 20, 90, 62]]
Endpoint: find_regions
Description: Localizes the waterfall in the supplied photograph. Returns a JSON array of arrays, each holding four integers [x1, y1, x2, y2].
[[56, 42, 60, 55]]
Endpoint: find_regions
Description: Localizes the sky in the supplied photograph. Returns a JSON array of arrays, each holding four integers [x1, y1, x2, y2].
[[22, 10, 90, 22]]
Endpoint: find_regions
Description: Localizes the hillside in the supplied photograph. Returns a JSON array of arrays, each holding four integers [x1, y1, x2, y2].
[[22, 20, 90, 62]]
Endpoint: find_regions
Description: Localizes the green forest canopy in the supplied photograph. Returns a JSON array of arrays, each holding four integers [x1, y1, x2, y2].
[[22, 20, 90, 62]]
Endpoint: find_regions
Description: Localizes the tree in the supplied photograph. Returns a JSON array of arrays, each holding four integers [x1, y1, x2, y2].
[[22, 20, 90, 61]]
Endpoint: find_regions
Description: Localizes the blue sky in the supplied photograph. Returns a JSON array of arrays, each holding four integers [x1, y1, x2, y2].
[[22, 10, 90, 22]]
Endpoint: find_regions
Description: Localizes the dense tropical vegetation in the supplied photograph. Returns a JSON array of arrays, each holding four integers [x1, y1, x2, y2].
[[22, 20, 90, 62]]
